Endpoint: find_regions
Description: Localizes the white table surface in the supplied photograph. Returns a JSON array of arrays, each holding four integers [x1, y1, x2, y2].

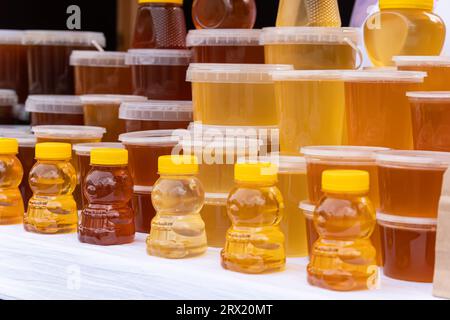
[[0, 225, 438, 300]]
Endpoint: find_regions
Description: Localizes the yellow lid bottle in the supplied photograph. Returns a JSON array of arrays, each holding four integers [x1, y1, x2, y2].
[[308, 170, 378, 291]]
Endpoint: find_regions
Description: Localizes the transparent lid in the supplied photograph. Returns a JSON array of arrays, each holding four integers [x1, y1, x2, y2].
[[134, 185, 153, 194], [73, 142, 124, 155], [260, 27, 361, 45], [0, 127, 36, 147], [80, 95, 147, 105], [205, 192, 228, 206], [393, 56, 450, 67], [189, 122, 280, 139], [0, 90, 18, 106], [299, 201, 315, 219], [23, 30, 106, 47], [180, 137, 262, 156], [25, 95, 83, 114], [407, 91, 450, 102], [187, 63, 294, 84], [32, 125, 106, 139], [301, 146, 389, 161], [119, 100, 193, 121], [126, 49, 192, 66], [186, 29, 262, 47], [258, 155, 306, 172], [0, 30, 25, 45], [376, 150, 450, 169], [272, 70, 351, 81], [70, 50, 128, 67], [119, 129, 185, 146], [377, 212, 437, 231], [343, 70, 427, 83]]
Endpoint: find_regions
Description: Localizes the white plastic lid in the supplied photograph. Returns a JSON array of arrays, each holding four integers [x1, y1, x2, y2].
[[272, 70, 351, 81], [119, 129, 185, 146], [257, 155, 306, 172], [32, 125, 106, 139], [134, 185, 153, 194], [81, 95, 147, 105], [0, 30, 25, 45], [73, 142, 124, 155], [0, 90, 18, 106], [407, 91, 450, 102], [23, 30, 106, 47], [343, 70, 427, 83], [186, 29, 262, 47], [377, 212, 437, 231], [393, 56, 450, 67], [299, 201, 315, 219], [186, 63, 294, 83], [302, 146, 389, 161], [119, 100, 193, 121], [25, 95, 83, 114], [0, 127, 36, 147], [376, 150, 450, 169], [126, 49, 192, 66], [205, 192, 228, 206], [70, 50, 128, 67], [260, 27, 361, 45]]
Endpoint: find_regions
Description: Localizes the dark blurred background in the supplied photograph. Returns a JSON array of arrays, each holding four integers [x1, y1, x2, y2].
[[0, 0, 356, 51]]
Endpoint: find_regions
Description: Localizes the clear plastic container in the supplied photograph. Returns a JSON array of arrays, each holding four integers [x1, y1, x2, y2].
[[0, 30, 28, 104], [202, 193, 230, 248], [407, 92, 450, 151], [70, 51, 132, 95], [24, 30, 106, 95], [0, 90, 18, 125], [299, 201, 318, 258], [344, 71, 426, 149], [132, 0, 187, 49], [378, 212, 436, 283], [80, 95, 147, 142], [187, 63, 293, 126], [376, 150, 450, 219], [25, 95, 84, 126], [276, 0, 341, 27], [261, 27, 362, 70], [119, 100, 192, 133], [187, 29, 264, 64], [126, 49, 192, 100], [192, 0, 256, 29], [394, 56, 450, 91], [73, 143, 124, 209], [119, 130, 181, 187], [132, 185, 155, 234], [272, 70, 348, 154], [364, 0, 446, 67]]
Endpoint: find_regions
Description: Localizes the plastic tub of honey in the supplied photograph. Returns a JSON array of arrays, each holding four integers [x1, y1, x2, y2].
[[261, 27, 362, 70], [186, 29, 264, 64], [25, 95, 84, 126], [132, 185, 154, 234], [376, 150, 450, 219], [119, 130, 180, 187], [70, 50, 132, 95], [81, 95, 147, 142], [344, 71, 426, 150], [378, 212, 436, 283], [24, 30, 106, 95], [126, 49, 192, 100], [0, 30, 28, 103], [0, 126, 36, 210], [73, 142, 124, 209], [299, 201, 318, 259], [119, 100, 192, 133], [407, 92, 450, 151], [272, 70, 349, 154], [202, 193, 230, 248], [394, 56, 450, 91], [187, 63, 293, 126], [0, 90, 17, 124]]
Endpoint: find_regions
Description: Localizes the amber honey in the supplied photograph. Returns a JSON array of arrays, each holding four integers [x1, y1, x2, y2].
[[0, 90, 17, 125], [132, 186, 155, 234], [202, 193, 230, 248], [300, 201, 319, 258], [192, 0, 256, 29]]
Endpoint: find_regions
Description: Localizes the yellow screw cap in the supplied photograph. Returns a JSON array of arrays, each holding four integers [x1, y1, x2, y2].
[[322, 170, 370, 194], [379, 0, 434, 11], [235, 162, 278, 184], [0, 138, 19, 155], [158, 155, 199, 175], [91, 148, 128, 166], [139, 0, 183, 4], [35, 143, 72, 161]]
